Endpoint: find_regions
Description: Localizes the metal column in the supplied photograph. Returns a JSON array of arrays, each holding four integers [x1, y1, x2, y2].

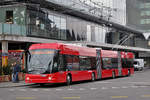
[[2, 41, 8, 67]]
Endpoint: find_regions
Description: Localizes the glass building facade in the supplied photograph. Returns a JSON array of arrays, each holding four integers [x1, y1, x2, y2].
[[0, 3, 109, 43], [0, 0, 149, 67], [112, 0, 126, 25], [27, 6, 108, 43], [0, 0, 144, 47], [126, 0, 150, 48], [127, 0, 150, 33]]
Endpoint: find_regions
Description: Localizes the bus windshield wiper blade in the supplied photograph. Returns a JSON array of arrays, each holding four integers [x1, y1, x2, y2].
[[36, 67, 45, 69], [28, 69, 36, 72]]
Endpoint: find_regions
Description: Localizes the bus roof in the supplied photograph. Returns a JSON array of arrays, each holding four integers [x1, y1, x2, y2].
[[29, 43, 97, 57], [29, 43, 133, 58], [101, 50, 118, 58], [29, 43, 63, 50], [121, 52, 134, 58]]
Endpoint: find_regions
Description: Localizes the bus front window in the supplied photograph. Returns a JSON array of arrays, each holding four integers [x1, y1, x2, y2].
[[27, 49, 58, 74]]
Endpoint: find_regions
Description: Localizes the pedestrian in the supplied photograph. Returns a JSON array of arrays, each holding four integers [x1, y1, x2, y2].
[[12, 62, 21, 83], [11, 63, 14, 82]]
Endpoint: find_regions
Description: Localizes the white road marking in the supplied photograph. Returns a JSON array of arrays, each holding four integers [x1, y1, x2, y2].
[[131, 86, 138, 88], [19, 89, 27, 91], [43, 89, 51, 91], [121, 86, 128, 89], [112, 87, 120, 89], [101, 87, 108, 90], [90, 88, 97, 90], [96, 82, 112, 84], [68, 88, 74, 91], [31, 89, 38, 91], [6, 82, 149, 93], [56, 89, 63, 91], [79, 88, 85, 90]]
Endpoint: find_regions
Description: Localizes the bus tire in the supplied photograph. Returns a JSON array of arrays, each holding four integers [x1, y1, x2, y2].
[[91, 73, 95, 81], [112, 71, 115, 79], [140, 67, 143, 71], [66, 74, 72, 86]]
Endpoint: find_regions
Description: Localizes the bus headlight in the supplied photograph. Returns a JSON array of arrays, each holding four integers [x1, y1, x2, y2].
[[48, 77, 52, 80], [26, 77, 30, 81]]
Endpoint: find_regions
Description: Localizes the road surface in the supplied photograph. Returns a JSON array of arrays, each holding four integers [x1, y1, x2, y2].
[[0, 68, 150, 100]]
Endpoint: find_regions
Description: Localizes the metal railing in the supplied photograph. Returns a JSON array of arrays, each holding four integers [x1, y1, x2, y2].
[[0, 23, 27, 36], [0, 22, 68, 40]]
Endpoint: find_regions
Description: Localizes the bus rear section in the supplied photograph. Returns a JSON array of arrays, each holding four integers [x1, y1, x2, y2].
[[100, 50, 118, 78], [121, 52, 134, 76], [100, 50, 134, 78]]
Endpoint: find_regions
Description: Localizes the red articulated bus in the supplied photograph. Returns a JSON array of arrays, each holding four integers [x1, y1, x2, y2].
[[25, 43, 134, 85]]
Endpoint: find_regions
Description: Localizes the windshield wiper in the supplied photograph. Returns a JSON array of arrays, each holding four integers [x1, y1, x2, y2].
[[28, 69, 37, 73], [36, 67, 46, 70]]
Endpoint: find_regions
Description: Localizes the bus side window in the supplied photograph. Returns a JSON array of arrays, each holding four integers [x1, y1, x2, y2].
[[79, 56, 91, 70], [79, 56, 86, 70], [72, 56, 79, 71], [111, 58, 118, 69], [65, 55, 73, 71], [102, 58, 112, 69], [122, 59, 128, 68], [90, 57, 96, 70]]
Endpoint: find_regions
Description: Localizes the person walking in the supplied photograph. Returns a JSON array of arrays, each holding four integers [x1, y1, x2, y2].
[[12, 62, 21, 83]]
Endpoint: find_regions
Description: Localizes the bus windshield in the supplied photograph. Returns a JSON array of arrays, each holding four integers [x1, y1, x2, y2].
[[27, 49, 58, 74]]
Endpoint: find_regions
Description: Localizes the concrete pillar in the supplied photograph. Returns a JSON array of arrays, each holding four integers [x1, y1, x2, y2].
[[2, 41, 8, 67]]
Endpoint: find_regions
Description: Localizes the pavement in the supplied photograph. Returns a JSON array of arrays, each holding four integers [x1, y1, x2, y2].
[[0, 81, 30, 88], [0, 68, 150, 100], [0, 67, 150, 88]]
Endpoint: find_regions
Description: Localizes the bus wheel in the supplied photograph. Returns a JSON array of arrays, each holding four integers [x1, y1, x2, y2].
[[112, 72, 115, 79], [91, 73, 95, 81], [66, 75, 71, 85], [128, 70, 130, 76]]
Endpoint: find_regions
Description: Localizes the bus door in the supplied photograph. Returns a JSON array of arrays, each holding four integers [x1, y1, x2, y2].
[[71, 55, 81, 81], [96, 49, 102, 79], [57, 54, 66, 83], [118, 51, 122, 76], [66, 55, 80, 81], [79, 56, 92, 80], [101, 58, 113, 78]]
